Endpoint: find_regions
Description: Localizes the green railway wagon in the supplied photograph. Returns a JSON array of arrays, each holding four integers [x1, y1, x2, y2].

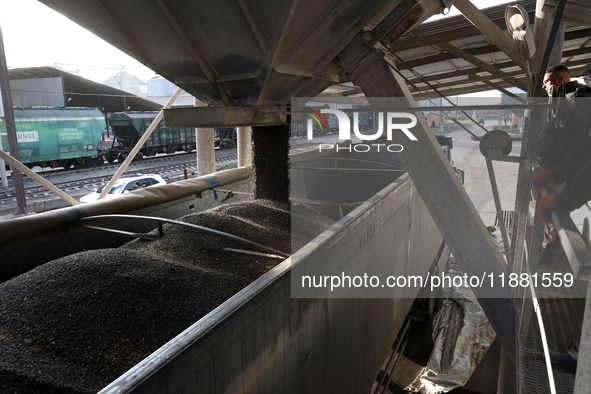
[[107, 112, 196, 162], [0, 107, 105, 169]]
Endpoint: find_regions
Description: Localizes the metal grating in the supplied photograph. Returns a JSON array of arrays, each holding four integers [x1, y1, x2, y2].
[[519, 248, 588, 393], [520, 298, 585, 393]]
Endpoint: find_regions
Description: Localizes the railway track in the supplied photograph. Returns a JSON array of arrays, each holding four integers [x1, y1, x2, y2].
[[0, 150, 238, 204], [0, 138, 321, 206]]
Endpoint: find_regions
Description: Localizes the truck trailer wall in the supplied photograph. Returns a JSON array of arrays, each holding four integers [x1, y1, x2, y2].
[[100, 174, 443, 393]]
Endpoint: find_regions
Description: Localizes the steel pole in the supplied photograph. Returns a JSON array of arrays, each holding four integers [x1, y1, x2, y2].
[[237, 126, 252, 167], [0, 23, 27, 214], [531, 0, 566, 77], [0, 133, 8, 187], [194, 98, 216, 176]]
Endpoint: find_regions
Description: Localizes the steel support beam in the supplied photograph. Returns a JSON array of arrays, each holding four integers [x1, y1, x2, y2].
[[237, 126, 252, 167], [338, 38, 516, 364], [407, 63, 591, 98], [469, 75, 528, 103], [163, 105, 286, 128], [281, 0, 395, 77], [0, 25, 26, 214], [400, 32, 591, 72], [510, 0, 567, 276], [399, 44, 501, 70], [194, 99, 215, 176], [155, 0, 232, 106], [436, 42, 528, 92], [388, 12, 535, 52], [531, 0, 566, 76], [453, 0, 524, 70], [236, 0, 271, 54], [273, 62, 341, 83]]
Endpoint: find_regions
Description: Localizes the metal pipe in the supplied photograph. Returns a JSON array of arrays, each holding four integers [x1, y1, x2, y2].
[[77, 214, 290, 258], [0, 149, 80, 206], [539, 184, 591, 279], [376, 318, 411, 394], [0, 23, 26, 214], [0, 165, 252, 245]]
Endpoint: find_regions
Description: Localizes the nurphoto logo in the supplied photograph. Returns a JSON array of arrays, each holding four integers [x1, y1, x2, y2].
[[303, 107, 418, 153]]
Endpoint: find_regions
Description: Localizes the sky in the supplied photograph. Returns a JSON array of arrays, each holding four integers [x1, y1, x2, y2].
[[0, 0, 513, 94], [0, 0, 158, 83]]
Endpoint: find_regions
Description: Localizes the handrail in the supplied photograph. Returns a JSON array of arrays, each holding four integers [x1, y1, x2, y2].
[[522, 239, 557, 394], [539, 184, 591, 279]]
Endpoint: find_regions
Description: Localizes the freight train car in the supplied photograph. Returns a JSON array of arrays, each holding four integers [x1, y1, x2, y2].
[[0, 107, 105, 169], [106, 112, 197, 162], [107, 112, 239, 162], [291, 111, 374, 138], [290, 111, 340, 137]]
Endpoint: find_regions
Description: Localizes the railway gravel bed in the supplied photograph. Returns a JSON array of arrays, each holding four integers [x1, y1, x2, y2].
[[0, 199, 334, 393]]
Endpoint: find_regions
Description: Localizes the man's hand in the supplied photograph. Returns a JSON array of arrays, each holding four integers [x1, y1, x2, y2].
[[532, 171, 557, 193], [538, 194, 560, 224]]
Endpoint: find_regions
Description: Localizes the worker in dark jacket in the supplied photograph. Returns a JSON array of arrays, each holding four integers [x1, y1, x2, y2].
[[537, 64, 591, 167], [532, 135, 591, 375], [532, 136, 591, 224]]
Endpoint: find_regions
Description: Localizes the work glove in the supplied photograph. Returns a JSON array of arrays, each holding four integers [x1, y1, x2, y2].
[[532, 171, 557, 193], [538, 194, 560, 225]]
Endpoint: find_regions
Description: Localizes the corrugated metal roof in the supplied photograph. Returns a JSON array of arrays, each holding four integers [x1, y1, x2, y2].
[[8, 67, 161, 112], [389, 0, 591, 99]]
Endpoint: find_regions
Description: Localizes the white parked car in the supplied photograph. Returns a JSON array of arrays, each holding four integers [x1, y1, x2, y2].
[[79, 174, 167, 203]]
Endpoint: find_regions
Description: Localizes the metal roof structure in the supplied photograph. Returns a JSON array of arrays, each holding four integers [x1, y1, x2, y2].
[[323, 0, 591, 99], [392, 0, 591, 98], [38, 0, 447, 111], [38, 0, 591, 118], [7, 66, 162, 112]]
